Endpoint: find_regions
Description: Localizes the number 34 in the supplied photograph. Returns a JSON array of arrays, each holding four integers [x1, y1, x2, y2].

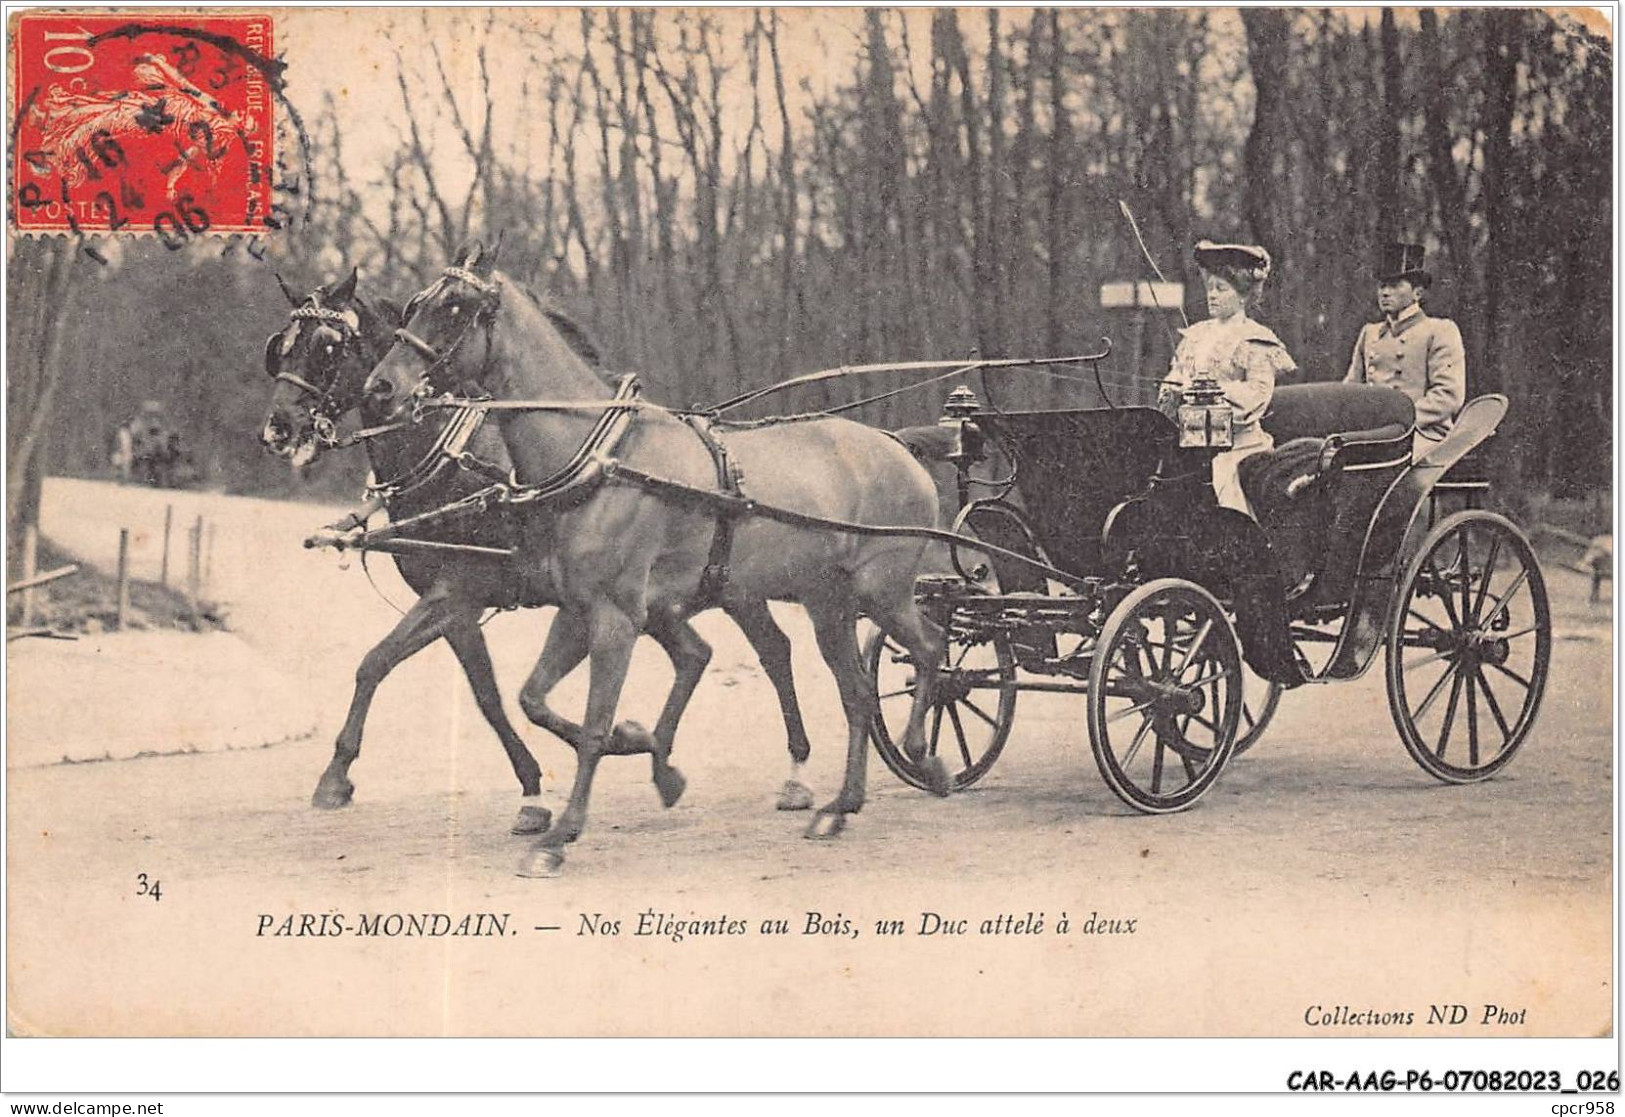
[[135, 873, 162, 902]]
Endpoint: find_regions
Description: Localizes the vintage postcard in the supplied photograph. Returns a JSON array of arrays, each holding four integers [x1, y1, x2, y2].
[[3, 3, 1616, 1095]]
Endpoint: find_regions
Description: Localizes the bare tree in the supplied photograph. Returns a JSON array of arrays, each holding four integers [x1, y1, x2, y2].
[[1240, 9, 1292, 255], [1376, 7, 1404, 232], [1478, 7, 1522, 399], [6, 240, 81, 549], [765, 9, 800, 374], [1044, 10, 1069, 358]]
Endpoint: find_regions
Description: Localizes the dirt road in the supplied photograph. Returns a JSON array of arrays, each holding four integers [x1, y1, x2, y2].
[[6, 479, 1613, 1039]]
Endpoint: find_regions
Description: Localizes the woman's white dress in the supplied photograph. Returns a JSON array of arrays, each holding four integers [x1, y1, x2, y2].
[[1160, 315, 1297, 517]]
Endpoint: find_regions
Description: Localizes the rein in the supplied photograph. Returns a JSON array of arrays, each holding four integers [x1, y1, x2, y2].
[[408, 348, 1118, 425], [418, 396, 665, 415], [704, 346, 1113, 416]]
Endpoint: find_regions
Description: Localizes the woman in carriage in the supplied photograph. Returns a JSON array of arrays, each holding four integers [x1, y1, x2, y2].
[[1158, 240, 1297, 518]]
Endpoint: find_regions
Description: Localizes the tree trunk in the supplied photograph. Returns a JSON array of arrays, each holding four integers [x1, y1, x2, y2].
[[950, 12, 990, 358], [985, 9, 1007, 358], [1376, 8, 1403, 234], [1045, 10, 1068, 361], [766, 11, 799, 375], [1240, 9, 1291, 254], [7, 239, 79, 552], [1418, 10, 1474, 299], [1478, 7, 1521, 400]]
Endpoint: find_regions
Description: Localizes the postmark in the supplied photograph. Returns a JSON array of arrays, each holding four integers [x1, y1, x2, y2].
[[10, 11, 276, 237]]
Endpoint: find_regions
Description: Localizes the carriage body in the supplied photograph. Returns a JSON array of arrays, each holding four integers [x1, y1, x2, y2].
[[868, 382, 1551, 811]]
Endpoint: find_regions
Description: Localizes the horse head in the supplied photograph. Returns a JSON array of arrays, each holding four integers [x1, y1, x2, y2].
[[364, 241, 613, 427], [362, 243, 506, 422], [259, 267, 401, 468]]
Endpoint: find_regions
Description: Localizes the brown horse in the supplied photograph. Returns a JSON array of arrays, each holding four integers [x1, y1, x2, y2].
[[259, 269, 822, 835], [364, 244, 949, 869]]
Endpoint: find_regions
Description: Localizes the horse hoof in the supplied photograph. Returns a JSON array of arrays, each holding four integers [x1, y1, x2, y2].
[[654, 765, 687, 808], [804, 811, 847, 840], [776, 781, 814, 811], [311, 780, 354, 809], [612, 720, 656, 753], [534, 822, 580, 849], [920, 756, 952, 798], [510, 804, 553, 835], [516, 847, 565, 878]]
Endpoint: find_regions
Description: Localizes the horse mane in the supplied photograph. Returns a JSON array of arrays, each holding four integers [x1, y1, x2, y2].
[[537, 302, 604, 370], [507, 279, 618, 388]]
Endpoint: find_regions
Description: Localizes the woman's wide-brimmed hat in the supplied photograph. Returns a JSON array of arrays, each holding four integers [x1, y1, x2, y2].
[[1377, 242, 1431, 286], [1194, 240, 1272, 284]]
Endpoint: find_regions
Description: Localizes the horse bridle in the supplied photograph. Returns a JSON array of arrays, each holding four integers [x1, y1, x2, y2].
[[388, 266, 504, 422], [265, 302, 369, 446]]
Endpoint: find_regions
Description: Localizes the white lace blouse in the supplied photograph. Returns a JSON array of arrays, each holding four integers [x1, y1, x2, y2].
[[1160, 315, 1297, 450]]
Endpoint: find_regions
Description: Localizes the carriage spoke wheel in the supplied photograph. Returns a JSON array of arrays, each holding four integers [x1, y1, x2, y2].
[[1087, 579, 1242, 813], [863, 626, 1017, 792], [1386, 511, 1551, 783], [1232, 665, 1284, 756]]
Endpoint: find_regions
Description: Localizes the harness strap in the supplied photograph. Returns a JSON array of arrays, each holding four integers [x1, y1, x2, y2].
[[395, 328, 441, 361], [598, 459, 1088, 592], [680, 414, 747, 607], [274, 370, 326, 397], [335, 376, 648, 555], [332, 417, 418, 448], [504, 375, 644, 504], [422, 397, 663, 413], [366, 398, 492, 502]]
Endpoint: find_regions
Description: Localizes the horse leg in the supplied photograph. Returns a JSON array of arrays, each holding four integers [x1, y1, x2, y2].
[[312, 585, 460, 809], [800, 586, 874, 839], [516, 606, 592, 748], [726, 599, 815, 810], [528, 600, 642, 854], [863, 591, 950, 797], [441, 615, 550, 835], [517, 604, 692, 813], [633, 607, 710, 809]]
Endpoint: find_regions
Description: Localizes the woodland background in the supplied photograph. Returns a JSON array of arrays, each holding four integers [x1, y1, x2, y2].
[[6, 7, 1614, 547]]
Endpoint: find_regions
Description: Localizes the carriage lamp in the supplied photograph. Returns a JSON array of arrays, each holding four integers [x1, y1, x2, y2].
[[939, 385, 987, 470], [942, 385, 979, 417], [1176, 375, 1233, 450]]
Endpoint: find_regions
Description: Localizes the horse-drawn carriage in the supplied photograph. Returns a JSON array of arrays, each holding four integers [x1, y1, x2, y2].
[[866, 381, 1550, 811], [261, 247, 1550, 869]]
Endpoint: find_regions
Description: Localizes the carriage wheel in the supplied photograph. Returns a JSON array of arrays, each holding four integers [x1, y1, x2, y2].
[[1232, 666, 1284, 756], [863, 626, 1017, 792], [1087, 579, 1243, 812], [1385, 511, 1551, 783]]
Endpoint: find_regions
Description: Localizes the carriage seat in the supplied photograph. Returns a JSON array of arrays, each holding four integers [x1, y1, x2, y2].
[[1243, 384, 1415, 516], [1260, 383, 1414, 457], [1240, 384, 1415, 600]]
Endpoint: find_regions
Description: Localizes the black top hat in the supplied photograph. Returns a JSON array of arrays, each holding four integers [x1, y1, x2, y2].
[[1193, 240, 1272, 281], [1378, 243, 1431, 285]]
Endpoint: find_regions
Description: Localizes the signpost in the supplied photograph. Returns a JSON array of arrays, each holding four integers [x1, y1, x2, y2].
[[1100, 280, 1186, 395]]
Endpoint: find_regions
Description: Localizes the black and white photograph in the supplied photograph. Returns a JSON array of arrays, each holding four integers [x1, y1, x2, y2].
[[2, 3, 1617, 1100]]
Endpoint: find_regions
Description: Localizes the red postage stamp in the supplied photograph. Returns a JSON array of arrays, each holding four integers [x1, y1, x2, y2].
[[10, 11, 275, 236]]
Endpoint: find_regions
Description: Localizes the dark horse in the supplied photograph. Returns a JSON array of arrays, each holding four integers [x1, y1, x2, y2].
[[259, 268, 823, 835], [365, 244, 949, 871]]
